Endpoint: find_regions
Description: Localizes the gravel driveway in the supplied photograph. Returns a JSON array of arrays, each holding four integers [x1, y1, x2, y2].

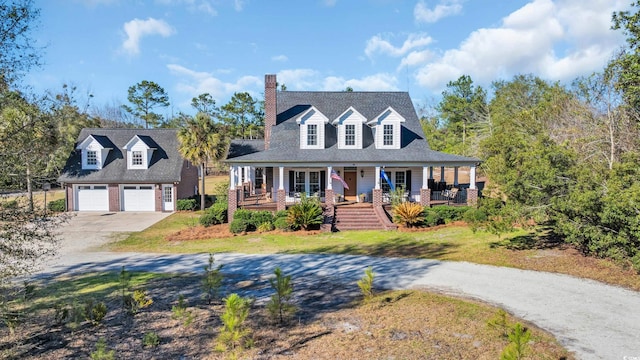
[[36, 212, 640, 360]]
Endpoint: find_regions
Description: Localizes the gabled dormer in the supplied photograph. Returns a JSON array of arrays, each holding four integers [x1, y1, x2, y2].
[[332, 107, 366, 149], [123, 135, 156, 169], [76, 135, 112, 170], [367, 107, 406, 149], [296, 106, 329, 149]]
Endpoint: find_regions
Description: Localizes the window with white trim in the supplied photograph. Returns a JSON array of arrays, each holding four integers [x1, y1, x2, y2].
[[395, 171, 406, 190], [87, 150, 97, 166], [383, 124, 394, 146], [345, 124, 355, 146], [309, 171, 320, 194], [307, 124, 317, 146], [132, 151, 144, 166]]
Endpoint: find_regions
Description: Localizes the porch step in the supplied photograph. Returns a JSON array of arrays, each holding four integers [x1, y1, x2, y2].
[[334, 205, 386, 231]]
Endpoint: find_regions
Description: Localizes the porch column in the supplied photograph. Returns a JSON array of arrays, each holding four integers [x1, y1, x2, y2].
[[470, 165, 476, 189], [375, 166, 381, 189], [453, 166, 459, 186], [229, 166, 236, 189], [422, 166, 429, 189], [326, 166, 333, 190], [440, 166, 445, 182], [467, 165, 478, 207], [420, 166, 431, 207], [277, 166, 286, 211]]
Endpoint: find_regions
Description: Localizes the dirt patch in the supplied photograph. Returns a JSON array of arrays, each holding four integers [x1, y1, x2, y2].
[[0, 273, 572, 360]]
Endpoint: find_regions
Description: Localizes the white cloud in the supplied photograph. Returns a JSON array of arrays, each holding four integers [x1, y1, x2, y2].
[[322, 0, 337, 7], [154, 0, 218, 16], [414, 0, 463, 23], [234, 0, 245, 11], [414, 0, 629, 93], [322, 74, 399, 91], [399, 50, 434, 69], [365, 33, 433, 58], [271, 55, 289, 62], [167, 64, 261, 102], [121, 18, 175, 56], [277, 69, 320, 90]]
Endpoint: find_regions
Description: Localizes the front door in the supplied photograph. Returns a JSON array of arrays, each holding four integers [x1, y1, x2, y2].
[[343, 171, 357, 201], [162, 185, 174, 211]]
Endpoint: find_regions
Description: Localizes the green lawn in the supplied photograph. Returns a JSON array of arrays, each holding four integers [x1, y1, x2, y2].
[[110, 212, 640, 291]]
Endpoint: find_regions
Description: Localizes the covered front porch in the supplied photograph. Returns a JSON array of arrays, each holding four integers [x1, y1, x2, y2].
[[228, 163, 480, 215]]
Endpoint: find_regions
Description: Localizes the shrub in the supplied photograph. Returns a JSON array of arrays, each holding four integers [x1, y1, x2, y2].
[[216, 293, 252, 352], [90, 338, 115, 360], [171, 294, 194, 327], [286, 194, 324, 231], [266, 267, 296, 325], [257, 222, 274, 233], [233, 209, 252, 222], [357, 267, 375, 301], [47, 198, 65, 212], [176, 198, 197, 211], [631, 253, 640, 274], [143, 331, 160, 347], [501, 323, 531, 360], [123, 289, 153, 315], [389, 186, 406, 207], [392, 202, 425, 227], [274, 210, 288, 219], [84, 299, 108, 326], [250, 210, 274, 228], [431, 205, 469, 223], [229, 218, 249, 234], [464, 208, 488, 232], [423, 209, 443, 227], [202, 253, 224, 304], [274, 217, 290, 231], [199, 213, 217, 227], [207, 200, 228, 224]]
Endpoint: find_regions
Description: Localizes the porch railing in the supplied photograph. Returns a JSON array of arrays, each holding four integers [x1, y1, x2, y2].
[[430, 189, 467, 204]]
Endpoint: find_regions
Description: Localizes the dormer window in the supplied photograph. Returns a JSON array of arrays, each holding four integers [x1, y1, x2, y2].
[[132, 151, 144, 166], [334, 107, 365, 149], [123, 135, 157, 169], [345, 124, 356, 146], [87, 150, 98, 166], [307, 124, 318, 146], [383, 124, 394, 146], [367, 107, 405, 150], [77, 134, 112, 170], [296, 106, 328, 150]]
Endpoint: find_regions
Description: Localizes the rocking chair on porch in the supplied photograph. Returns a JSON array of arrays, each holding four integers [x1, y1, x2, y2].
[[443, 188, 459, 205]]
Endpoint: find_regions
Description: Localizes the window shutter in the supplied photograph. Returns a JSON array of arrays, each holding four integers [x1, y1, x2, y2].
[[406, 170, 412, 192], [289, 171, 294, 193], [320, 170, 326, 192]]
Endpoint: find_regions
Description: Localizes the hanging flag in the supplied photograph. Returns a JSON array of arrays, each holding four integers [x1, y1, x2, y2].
[[331, 170, 349, 190], [380, 168, 395, 191]]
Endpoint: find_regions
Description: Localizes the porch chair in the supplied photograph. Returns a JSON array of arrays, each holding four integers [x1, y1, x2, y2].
[[444, 187, 459, 205]]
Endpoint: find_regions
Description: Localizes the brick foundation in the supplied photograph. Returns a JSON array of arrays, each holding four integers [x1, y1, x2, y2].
[[372, 188, 383, 207], [277, 189, 286, 212], [228, 188, 238, 221], [467, 188, 479, 207], [420, 188, 431, 207]]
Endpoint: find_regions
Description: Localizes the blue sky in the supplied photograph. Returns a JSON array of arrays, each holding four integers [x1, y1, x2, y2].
[[29, 0, 630, 117]]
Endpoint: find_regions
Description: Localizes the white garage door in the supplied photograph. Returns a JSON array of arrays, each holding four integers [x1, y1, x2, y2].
[[122, 185, 155, 211], [76, 185, 109, 211]]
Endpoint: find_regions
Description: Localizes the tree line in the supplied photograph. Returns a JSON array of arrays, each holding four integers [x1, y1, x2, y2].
[[420, 1, 640, 271]]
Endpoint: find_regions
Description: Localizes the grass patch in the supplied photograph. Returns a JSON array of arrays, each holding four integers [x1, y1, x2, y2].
[[110, 212, 640, 291], [202, 175, 227, 195]]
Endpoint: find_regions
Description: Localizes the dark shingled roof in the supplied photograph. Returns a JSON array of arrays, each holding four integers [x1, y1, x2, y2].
[[58, 128, 187, 184], [226, 91, 480, 165]]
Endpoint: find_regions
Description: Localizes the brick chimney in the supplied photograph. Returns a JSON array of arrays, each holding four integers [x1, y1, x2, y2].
[[264, 74, 277, 150]]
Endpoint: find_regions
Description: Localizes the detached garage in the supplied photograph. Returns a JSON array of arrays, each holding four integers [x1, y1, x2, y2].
[[75, 185, 108, 211], [58, 128, 199, 212], [121, 185, 155, 211]]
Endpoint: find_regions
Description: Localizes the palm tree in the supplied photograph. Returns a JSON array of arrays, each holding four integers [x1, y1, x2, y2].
[[178, 113, 226, 210]]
